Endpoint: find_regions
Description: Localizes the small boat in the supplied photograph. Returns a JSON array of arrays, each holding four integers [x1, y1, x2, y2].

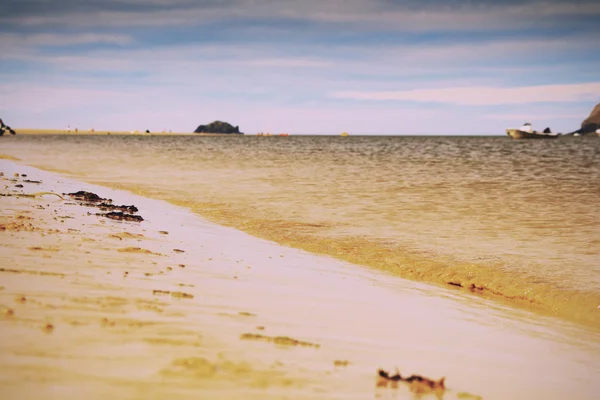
[[506, 122, 559, 140]]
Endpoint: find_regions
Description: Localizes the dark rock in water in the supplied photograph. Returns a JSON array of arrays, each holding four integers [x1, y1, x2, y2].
[[67, 191, 111, 203], [98, 211, 144, 222], [568, 102, 600, 135], [543, 127, 552, 133], [194, 120, 243, 134], [0, 118, 16, 135], [98, 203, 139, 213]]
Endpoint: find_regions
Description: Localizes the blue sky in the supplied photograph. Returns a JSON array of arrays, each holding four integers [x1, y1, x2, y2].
[[1, 0, 599, 134]]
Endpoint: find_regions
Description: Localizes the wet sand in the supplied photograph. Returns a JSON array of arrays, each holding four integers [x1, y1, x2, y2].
[[1, 160, 600, 399]]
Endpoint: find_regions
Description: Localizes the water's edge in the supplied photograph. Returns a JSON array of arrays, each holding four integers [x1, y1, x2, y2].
[[3, 151, 600, 333]]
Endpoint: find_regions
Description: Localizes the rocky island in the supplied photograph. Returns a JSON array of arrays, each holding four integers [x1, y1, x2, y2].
[[567, 102, 600, 136], [194, 121, 243, 134]]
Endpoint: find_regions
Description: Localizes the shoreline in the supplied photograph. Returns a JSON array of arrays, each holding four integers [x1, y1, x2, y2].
[[2, 160, 600, 399], [12, 129, 242, 136], [2, 147, 600, 332], [4, 133, 599, 334]]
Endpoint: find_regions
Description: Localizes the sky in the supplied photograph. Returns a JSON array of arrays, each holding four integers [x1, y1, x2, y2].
[[1, 0, 599, 135]]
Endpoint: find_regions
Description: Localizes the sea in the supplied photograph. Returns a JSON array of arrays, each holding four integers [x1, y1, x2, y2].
[[1, 134, 599, 330]]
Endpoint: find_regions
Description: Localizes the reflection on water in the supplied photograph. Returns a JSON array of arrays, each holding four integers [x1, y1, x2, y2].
[[2, 134, 600, 328]]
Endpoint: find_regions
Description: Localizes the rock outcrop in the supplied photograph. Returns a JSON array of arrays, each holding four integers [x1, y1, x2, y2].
[[0, 118, 16, 136], [194, 121, 242, 134], [568, 103, 600, 135], [580, 103, 600, 134]]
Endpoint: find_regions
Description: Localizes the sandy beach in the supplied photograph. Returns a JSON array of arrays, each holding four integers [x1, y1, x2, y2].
[[1, 159, 600, 400]]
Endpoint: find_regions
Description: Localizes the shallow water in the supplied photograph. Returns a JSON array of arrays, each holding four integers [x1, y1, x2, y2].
[[2, 160, 600, 400], [1, 134, 599, 328]]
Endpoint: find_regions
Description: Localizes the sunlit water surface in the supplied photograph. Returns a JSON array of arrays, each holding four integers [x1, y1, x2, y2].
[[2, 134, 599, 329]]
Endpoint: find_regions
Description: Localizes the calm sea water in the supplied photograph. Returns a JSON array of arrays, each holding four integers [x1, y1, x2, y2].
[[2, 134, 599, 328]]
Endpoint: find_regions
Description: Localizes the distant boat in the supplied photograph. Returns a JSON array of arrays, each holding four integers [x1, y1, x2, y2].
[[506, 122, 559, 140], [341, 132, 349, 136]]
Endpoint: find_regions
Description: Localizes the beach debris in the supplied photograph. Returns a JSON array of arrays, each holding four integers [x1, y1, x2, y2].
[[67, 191, 110, 203], [98, 203, 138, 213], [23, 179, 42, 184], [238, 311, 256, 317], [109, 232, 144, 240], [173, 248, 185, 253], [8, 191, 63, 200], [171, 291, 194, 299], [97, 211, 144, 222], [377, 369, 446, 398], [159, 230, 169, 235], [117, 246, 160, 255], [28, 246, 59, 252], [151, 289, 193, 299], [2, 306, 15, 317], [14, 184, 23, 188], [447, 281, 485, 292], [42, 323, 55, 333], [101, 317, 116, 327], [15, 296, 26, 303], [240, 333, 320, 348], [67, 191, 142, 221], [334, 360, 350, 367], [256, 326, 265, 330]]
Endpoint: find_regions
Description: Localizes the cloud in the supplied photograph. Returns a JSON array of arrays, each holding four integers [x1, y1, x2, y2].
[[6, 33, 132, 46], [0, 32, 134, 60], [483, 113, 583, 120], [331, 82, 600, 105], [3, 0, 599, 32], [241, 58, 332, 68]]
